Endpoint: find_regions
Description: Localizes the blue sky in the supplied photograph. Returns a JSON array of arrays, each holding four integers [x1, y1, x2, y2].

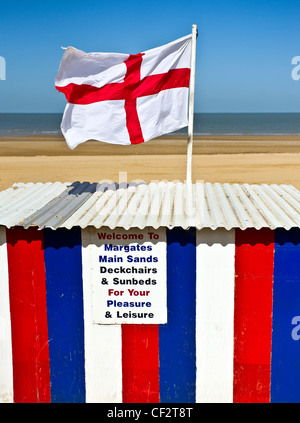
[[0, 0, 300, 113]]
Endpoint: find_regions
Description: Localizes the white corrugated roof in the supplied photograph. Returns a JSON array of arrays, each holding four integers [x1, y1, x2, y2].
[[0, 181, 299, 231]]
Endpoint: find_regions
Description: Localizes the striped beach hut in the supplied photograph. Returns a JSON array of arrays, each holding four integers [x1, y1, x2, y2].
[[0, 180, 299, 403]]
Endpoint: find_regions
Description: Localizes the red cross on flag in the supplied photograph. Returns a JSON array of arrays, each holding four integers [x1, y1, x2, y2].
[[55, 34, 192, 149]]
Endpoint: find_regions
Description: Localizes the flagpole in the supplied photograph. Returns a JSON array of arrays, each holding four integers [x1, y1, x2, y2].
[[186, 24, 197, 184]]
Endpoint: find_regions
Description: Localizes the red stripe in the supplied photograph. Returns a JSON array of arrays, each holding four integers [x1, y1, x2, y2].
[[134, 68, 190, 98], [125, 98, 144, 144], [233, 228, 274, 403], [57, 68, 190, 105], [122, 324, 159, 403], [56, 82, 125, 104], [6, 227, 51, 403], [124, 54, 144, 144]]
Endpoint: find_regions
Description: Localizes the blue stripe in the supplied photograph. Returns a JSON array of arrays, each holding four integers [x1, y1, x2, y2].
[[159, 228, 196, 403], [271, 228, 300, 403], [44, 228, 85, 403]]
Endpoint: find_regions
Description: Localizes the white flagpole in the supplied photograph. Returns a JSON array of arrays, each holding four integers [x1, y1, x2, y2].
[[186, 24, 197, 184]]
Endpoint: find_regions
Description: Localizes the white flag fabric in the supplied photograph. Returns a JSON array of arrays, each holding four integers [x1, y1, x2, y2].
[[55, 34, 192, 149]]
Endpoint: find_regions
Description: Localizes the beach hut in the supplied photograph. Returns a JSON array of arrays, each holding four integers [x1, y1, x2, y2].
[[0, 180, 299, 403]]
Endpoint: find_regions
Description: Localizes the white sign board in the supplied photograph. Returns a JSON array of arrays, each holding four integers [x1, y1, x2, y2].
[[83, 227, 167, 324]]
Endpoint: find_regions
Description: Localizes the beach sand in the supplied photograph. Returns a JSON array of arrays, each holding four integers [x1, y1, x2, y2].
[[0, 134, 300, 191]]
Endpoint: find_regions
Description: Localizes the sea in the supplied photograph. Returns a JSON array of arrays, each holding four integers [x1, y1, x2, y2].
[[0, 113, 300, 137]]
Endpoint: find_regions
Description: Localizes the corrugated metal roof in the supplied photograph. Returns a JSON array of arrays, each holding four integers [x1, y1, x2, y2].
[[0, 181, 299, 231]]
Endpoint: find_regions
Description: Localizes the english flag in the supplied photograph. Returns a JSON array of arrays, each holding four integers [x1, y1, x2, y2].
[[55, 34, 192, 149]]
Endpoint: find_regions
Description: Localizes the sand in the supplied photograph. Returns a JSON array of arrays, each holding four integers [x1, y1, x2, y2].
[[0, 134, 300, 191]]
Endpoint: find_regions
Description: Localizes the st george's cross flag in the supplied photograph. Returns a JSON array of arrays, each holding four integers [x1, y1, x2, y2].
[[55, 34, 192, 149]]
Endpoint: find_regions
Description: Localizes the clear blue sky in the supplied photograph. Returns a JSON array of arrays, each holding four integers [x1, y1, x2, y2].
[[0, 0, 300, 113]]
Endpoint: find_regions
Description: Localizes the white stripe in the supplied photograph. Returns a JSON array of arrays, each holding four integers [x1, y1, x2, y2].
[[81, 228, 122, 403], [0, 227, 13, 403], [140, 33, 192, 79], [55, 47, 128, 88], [61, 101, 130, 150], [137, 88, 189, 142], [55, 34, 191, 87], [196, 228, 235, 403]]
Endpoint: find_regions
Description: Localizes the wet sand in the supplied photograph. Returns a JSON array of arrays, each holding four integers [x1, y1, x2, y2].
[[0, 134, 300, 190]]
